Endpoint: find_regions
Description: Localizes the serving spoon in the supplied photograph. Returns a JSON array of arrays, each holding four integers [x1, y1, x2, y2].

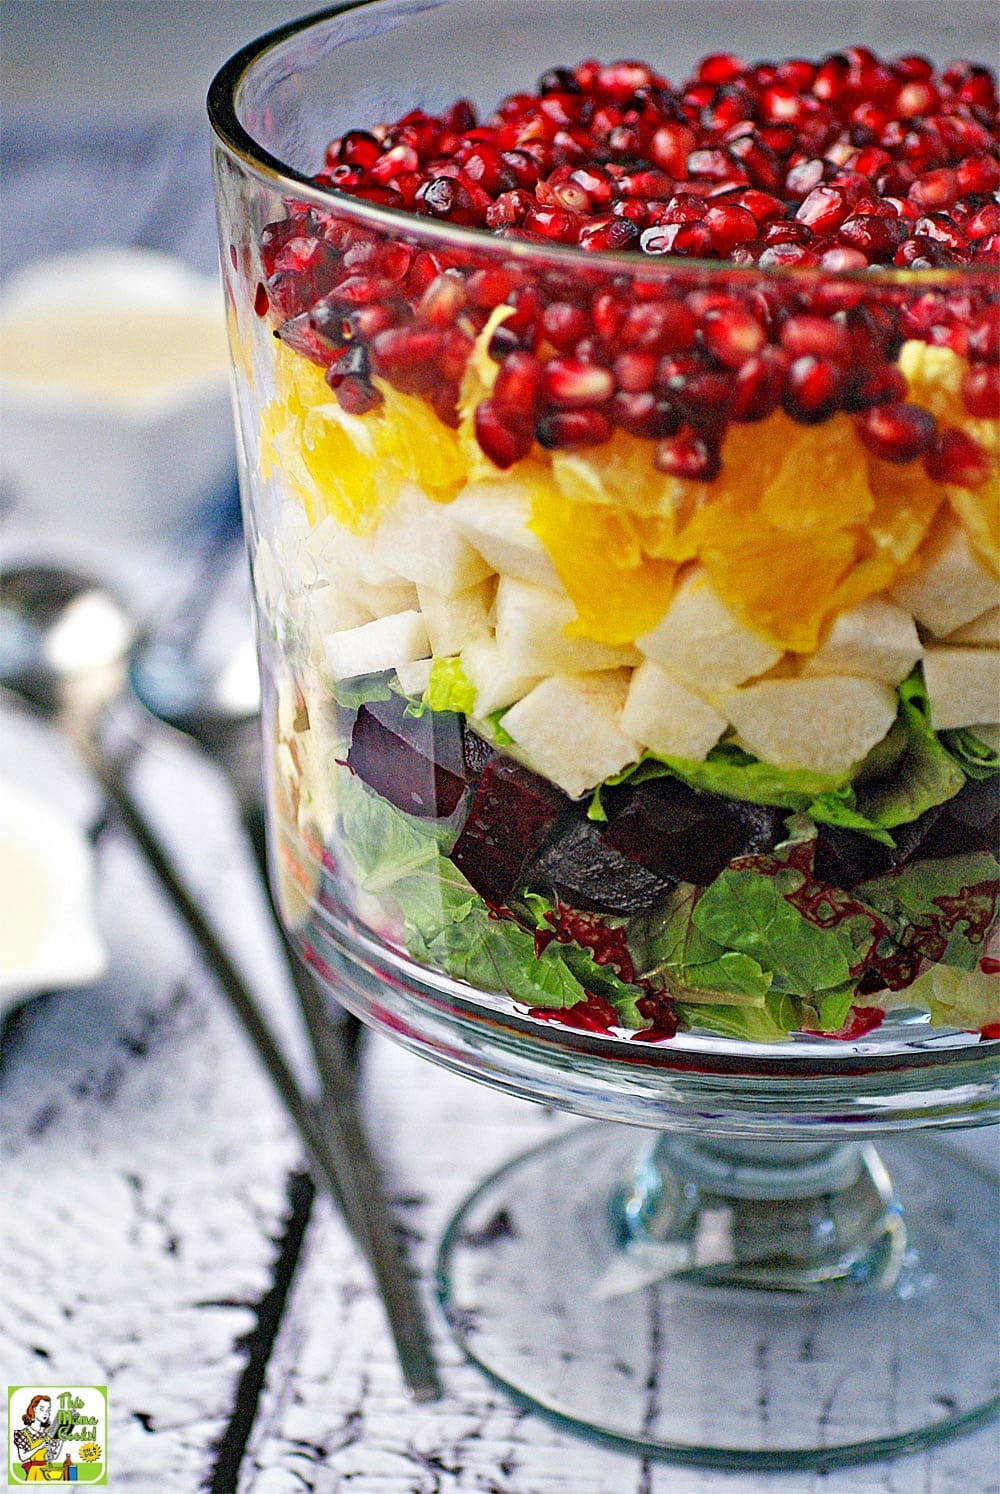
[[0, 562, 439, 1401], [129, 606, 364, 1066]]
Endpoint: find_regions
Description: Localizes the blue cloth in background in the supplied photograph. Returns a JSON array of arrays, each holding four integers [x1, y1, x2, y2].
[[1, 115, 221, 282]]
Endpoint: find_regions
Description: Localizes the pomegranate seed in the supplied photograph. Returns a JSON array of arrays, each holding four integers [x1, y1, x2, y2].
[[336, 376, 383, 415], [649, 122, 697, 175], [578, 217, 642, 252], [687, 147, 747, 184], [621, 301, 697, 351], [493, 351, 544, 421], [820, 246, 869, 270], [697, 53, 746, 85], [613, 350, 659, 392], [784, 157, 828, 199], [837, 213, 906, 258], [962, 365, 1000, 419], [437, 327, 475, 382], [466, 265, 522, 308], [700, 306, 766, 366], [541, 357, 615, 408], [757, 243, 819, 267], [783, 356, 847, 423], [856, 402, 937, 462], [896, 79, 940, 117], [972, 233, 1000, 260], [370, 324, 442, 377], [654, 431, 721, 479], [780, 315, 852, 364], [253, 282, 269, 317], [416, 272, 466, 325], [762, 219, 815, 246], [475, 399, 533, 468], [703, 203, 759, 251], [610, 391, 681, 438], [956, 154, 1000, 195], [536, 408, 613, 448], [737, 189, 785, 225], [912, 213, 968, 252], [732, 347, 788, 421], [842, 363, 908, 412], [795, 184, 851, 233], [968, 306, 1000, 363], [908, 167, 959, 211], [925, 428, 991, 487]]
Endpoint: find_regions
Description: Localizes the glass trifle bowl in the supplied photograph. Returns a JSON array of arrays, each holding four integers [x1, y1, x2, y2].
[[209, 0, 1000, 1467]]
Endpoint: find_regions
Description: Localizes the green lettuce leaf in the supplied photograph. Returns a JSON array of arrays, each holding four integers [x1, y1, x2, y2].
[[331, 671, 394, 710], [641, 884, 774, 1002], [941, 727, 1000, 781], [899, 964, 1000, 1030], [858, 851, 1000, 972], [855, 669, 966, 829], [423, 655, 477, 715], [689, 863, 877, 994]]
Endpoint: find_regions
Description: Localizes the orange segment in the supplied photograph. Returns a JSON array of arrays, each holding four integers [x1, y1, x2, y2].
[[527, 479, 676, 645]]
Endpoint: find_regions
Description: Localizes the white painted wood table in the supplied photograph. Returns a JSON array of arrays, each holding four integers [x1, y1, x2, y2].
[[2, 711, 998, 1494]]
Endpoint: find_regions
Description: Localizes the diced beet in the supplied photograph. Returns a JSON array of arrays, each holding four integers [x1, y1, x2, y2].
[[911, 777, 1000, 861], [526, 814, 673, 914], [605, 777, 784, 885], [347, 695, 467, 817], [449, 757, 567, 906], [813, 824, 897, 887]]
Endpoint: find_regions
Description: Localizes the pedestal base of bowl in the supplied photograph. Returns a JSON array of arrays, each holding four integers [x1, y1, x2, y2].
[[437, 1124, 998, 1470]]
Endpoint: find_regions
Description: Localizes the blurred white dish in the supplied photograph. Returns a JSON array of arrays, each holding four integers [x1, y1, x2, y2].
[[0, 248, 236, 543], [0, 777, 107, 1010]]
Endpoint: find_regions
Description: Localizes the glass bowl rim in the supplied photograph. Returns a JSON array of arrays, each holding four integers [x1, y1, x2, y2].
[[207, 0, 999, 289]]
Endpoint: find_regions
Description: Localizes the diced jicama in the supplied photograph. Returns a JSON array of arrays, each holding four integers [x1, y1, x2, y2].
[[373, 482, 493, 590], [723, 676, 898, 777], [891, 521, 998, 637], [495, 577, 639, 676], [416, 579, 492, 656], [621, 660, 727, 761], [461, 637, 540, 717], [325, 611, 429, 680], [922, 646, 1000, 729], [501, 671, 639, 798], [448, 480, 563, 589], [637, 566, 782, 692], [802, 598, 922, 684], [947, 607, 1000, 647]]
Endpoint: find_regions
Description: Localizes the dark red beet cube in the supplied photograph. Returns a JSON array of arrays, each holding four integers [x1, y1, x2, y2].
[[347, 695, 468, 818], [813, 824, 897, 888], [449, 757, 567, 906], [526, 814, 674, 915], [605, 777, 784, 886], [908, 777, 1000, 862]]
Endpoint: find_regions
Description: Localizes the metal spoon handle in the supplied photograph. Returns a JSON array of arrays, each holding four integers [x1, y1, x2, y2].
[[84, 737, 440, 1402]]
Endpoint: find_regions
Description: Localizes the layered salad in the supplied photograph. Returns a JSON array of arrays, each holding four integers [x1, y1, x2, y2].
[[237, 48, 1000, 1043]]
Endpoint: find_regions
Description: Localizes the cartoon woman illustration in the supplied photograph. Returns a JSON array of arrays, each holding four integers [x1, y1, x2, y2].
[[12, 1396, 74, 1482]]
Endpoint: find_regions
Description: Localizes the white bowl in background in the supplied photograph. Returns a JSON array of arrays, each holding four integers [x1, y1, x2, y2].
[[0, 248, 237, 543], [0, 777, 107, 1011]]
